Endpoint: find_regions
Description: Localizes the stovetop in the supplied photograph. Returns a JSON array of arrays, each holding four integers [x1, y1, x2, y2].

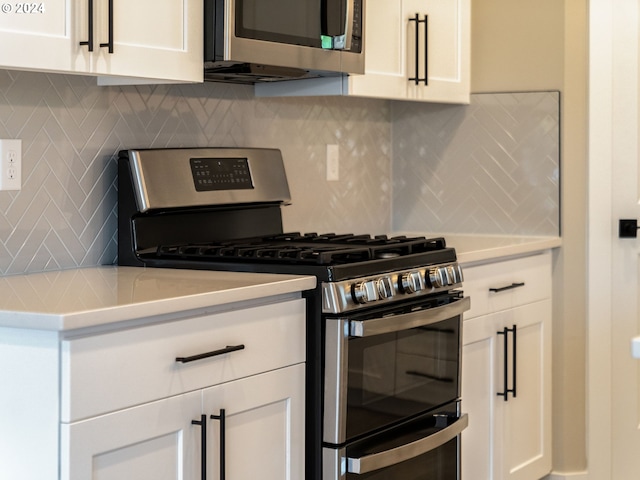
[[135, 233, 458, 283], [146, 233, 448, 266]]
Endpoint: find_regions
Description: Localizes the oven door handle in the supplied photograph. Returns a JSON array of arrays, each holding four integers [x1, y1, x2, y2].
[[347, 413, 469, 474], [349, 296, 470, 337]]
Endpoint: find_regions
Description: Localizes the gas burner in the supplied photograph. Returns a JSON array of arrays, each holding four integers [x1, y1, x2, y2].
[[150, 233, 448, 267]]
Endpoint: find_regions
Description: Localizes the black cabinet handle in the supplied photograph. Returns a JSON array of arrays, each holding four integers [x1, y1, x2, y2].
[[408, 14, 428, 85], [79, 0, 94, 51], [489, 282, 525, 293], [211, 409, 226, 480], [176, 344, 245, 363], [191, 415, 207, 480], [497, 325, 517, 401], [99, 0, 114, 53]]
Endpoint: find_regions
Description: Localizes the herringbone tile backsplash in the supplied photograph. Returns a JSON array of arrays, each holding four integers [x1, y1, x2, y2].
[[392, 92, 560, 236], [0, 70, 391, 275], [0, 68, 559, 276]]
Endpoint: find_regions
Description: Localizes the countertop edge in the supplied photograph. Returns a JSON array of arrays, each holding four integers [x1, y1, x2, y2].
[[392, 232, 562, 265], [454, 236, 562, 265], [0, 269, 317, 332]]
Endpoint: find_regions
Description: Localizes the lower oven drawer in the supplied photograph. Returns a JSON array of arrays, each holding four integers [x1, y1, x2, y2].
[[323, 403, 468, 480]]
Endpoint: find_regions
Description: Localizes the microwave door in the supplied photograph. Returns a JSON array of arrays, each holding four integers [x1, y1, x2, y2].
[[322, 0, 353, 50], [223, 0, 344, 73], [234, 0, 323, 47]]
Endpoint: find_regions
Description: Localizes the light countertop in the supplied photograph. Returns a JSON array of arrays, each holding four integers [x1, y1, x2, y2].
[[394, 232, 561, 264], [443, 234, 561, 264], [0, 267, 316, 332]]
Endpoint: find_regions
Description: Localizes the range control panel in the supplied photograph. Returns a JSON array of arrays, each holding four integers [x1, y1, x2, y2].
[[190, 157, 254, 191], [322, 262, 464, 314]]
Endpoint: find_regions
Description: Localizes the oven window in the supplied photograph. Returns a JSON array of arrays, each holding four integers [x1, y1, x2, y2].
[[236, 0, 323, 47], [346, 315, 460, 440]]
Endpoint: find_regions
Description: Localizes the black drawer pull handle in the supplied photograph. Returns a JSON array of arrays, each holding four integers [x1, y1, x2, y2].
[[210, 409, 226, 480], [191, 414, 207, 480], [176, 344, 245, 363], [408, 13, 429, 85], [79, 0, 94, 51], [489, 282, 525, 293], [497, 325, 517, 401], [99, 0, 114, 53]]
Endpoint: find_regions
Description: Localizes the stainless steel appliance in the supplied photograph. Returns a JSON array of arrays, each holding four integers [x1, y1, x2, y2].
[[204, 0, 364, 83], [118, 147, 469, 480]]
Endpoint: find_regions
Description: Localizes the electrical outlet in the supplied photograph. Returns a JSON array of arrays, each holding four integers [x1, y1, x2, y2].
[[326, 144, 339, 181], [0, 139, 21, 191]]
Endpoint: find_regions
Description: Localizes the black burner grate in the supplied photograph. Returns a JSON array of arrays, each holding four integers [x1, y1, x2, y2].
[[149, 233, 447, 266]]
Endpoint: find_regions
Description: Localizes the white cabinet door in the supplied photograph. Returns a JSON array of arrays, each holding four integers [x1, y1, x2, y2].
[[461, 311, 502, 480], [0, 0, 80, 73], [202, 364, 305, 480], [347, 0, 469, 103], [0, 0, 202, 82], [461, 300, 551, 480], [345, 0, 407, 98], [501, 300, 551, 480], [346, 0, 470, 102], [93, 0, 203, 83], [61, 390, 202, 480], [405, 0, 470, 103]]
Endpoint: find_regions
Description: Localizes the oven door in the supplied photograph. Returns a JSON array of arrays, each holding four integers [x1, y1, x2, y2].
[[324, 294, 470, 445], [323, 402, 468, 480]]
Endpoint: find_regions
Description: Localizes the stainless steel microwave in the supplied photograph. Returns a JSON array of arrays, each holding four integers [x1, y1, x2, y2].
[[204, 0, 364, 84]]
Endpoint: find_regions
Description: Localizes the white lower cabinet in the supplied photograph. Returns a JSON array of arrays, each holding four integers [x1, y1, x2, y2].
[[202, 365, 305, 480], [0, 295, 306, 480], [62, 364, 304, 480], [461, 252, 552, 480], [62, 391, 202, 480]]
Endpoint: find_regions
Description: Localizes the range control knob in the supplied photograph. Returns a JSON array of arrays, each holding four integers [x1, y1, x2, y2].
[[377, 276, 395, 299], [400, 271, 422, 293], [427, 267, 447, 288], [353, 281, 379, 304], [447, 264, 463, 284]]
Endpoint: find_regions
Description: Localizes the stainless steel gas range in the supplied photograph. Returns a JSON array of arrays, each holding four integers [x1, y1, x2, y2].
[[118, 147, 470, 480]]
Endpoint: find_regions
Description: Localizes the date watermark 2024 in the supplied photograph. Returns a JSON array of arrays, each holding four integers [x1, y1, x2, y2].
[[1, 3, 46, 13]]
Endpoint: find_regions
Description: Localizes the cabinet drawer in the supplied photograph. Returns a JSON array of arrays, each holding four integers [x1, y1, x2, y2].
[[61, 298, 305, 422], [462, 252, 551, 320]]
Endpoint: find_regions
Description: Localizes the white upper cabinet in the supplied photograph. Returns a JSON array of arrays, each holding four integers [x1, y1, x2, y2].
[[0, 0, 203, 83], [0, 0, 77, 72], [351, 0, 470, 102], [90, 0, 203, 83], [256, 0, 470, 103]]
